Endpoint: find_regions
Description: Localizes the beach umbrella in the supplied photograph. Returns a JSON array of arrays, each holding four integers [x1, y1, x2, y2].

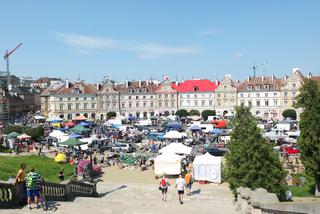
[[211, 128, 224, 135], [79, 121, 90, 127], [7, 132, 21, 139], [54, 153, 66, 162], [190, 125, 201, 131], [17, 133, 31, 140], [58, 138, 87, 147]]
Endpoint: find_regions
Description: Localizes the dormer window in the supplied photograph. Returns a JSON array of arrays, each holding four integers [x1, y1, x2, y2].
[[193, 86, 199, 92], [74, 88, 81, 94], [128, 88, 133, 93], [263, 84, 269, 90], [255, 85, 261, 90], [247, 85, 253, 90], [135, 88, 140, 93], [142, 88, 148, 93]]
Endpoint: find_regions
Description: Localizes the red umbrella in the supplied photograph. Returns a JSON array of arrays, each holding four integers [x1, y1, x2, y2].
[[65, 121, 76, 127], [73, 115, 87, 121]]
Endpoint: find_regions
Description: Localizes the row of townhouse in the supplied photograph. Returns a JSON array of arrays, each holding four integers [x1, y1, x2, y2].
[[40, 68, 319, 121]]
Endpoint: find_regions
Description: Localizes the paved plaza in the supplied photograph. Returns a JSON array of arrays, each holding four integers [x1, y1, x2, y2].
[[2, 181, 239, 214]]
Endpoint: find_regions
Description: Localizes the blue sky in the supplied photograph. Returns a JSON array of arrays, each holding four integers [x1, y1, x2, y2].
[[0, 0, 319, 83]]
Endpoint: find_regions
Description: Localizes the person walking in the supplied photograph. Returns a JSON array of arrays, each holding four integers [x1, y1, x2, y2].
[[185, 171, 193, 196], [25, 167, 42, 209], [175, 174, 186, 205], [159, 175, 169, 201], [15, 163, 27, 206], [58, 168, 65, 182]]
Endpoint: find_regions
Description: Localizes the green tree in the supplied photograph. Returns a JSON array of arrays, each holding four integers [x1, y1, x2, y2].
[[175, 109, 188, 118], [25, 126, 44, 141], [225, 104, 287, 200], [188, 109, 200, 116], [282, 109, 297, 120], [201, 109, 216, 121], [4, 125, 24, 134], [106, 111, 117, 119], [295, 79, 320, 196]]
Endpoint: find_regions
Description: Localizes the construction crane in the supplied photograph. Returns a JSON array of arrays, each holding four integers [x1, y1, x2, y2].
[[3, 42, 23, 90], [250, 61, 267, 77]]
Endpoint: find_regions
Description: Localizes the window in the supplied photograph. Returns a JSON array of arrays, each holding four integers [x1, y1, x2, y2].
[[113, 103, 117, 108], [128, 96, 131, 100], [264, 84, 269, 90], [248, 93, 251, 97], [91, 97, 94, 101], [171, 101, 175, 107], [150, 95, 154, 99], [224, 85, 227, 89], [136, 96, 139, 99], [187, 95, 190, 99], [194, 94, 197, 98], [248, 100, 252, 106], [165, 94, 168, 98], [158, 94, 162, 99], [106, 95, 110, 100], [143, 95, 146, 99], [292, 83, 296, 88], [150, 102, 154, 107], [143, 102, 147, 107], [265, 100, 269, 106], [165, 102, 168, 107], [193, 86, 199, 92], [68, 104, 72, 110], [136, 102, 139, 107], [76, 103, 80, 110], [265, 93, 268, 97], [180, 95, 183, 98], [273, 100, 278, 106], [255, 85, 261, 90], [100, 103, 104, 109], [121, 103, 125, 108], [247, 85, 253, 90], [240, 93, 244, 98], [284, 92, 288, 98], [292, 91, 296, 97], [171, 94, 174, 98], [59, 104, 63, 110], [143, 88, 148, 93], [128, 88, 133, 93], [194, 101, 198, 106], [100, 96, 104, 101], [84, 97, 87, 101], [135, 88, 140, 93], [284, 100, 288, 107], [273, 92, 278, 96], [217, 93, 221, 98], [256, 93, 260, 98], [209, 101, 212, 106], [59, 98, 63, 101], [129, 102, 132, 108], [68, 97, 71, 101], [256, 100, 260, 106], [84, 103, 88, 110], [224, 94, 227, 98], [91, 103, 95, 109], [202, 101, 205, 106], [158, 102, 162, 107]]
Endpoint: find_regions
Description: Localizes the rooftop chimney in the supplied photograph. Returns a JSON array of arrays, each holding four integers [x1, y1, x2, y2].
[[96, 83, 100, 91], [262, 76, 265, 81], [284, 76, 287, 81], [126, 80, 129, 88], [139, 80, 141, 87], [65, 79, 69, 88], [271, 75, 274, 82], [247, 76, 250, 82], [146, 80, 149, 86], [175, 81, 178, 86], [215, 79, 219, 86]]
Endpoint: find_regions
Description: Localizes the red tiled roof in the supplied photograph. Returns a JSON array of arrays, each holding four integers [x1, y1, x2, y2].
[[171, 79, 219, 93]]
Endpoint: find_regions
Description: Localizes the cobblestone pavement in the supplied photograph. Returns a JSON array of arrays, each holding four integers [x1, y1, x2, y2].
[[2, 182, 239, 214]]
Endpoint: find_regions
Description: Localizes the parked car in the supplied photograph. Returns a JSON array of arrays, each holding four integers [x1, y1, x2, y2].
[[111, 143, 135, 153]]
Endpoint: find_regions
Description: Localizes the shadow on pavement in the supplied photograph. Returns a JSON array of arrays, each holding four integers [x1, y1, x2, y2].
[[100, 185, 128, 197], [191, 189, 201, 195]]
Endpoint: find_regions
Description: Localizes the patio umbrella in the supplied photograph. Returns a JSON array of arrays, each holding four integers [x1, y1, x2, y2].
[[64, 121, 75, 127], [54, 153, 66, 162], [73, 115, 87, 121], [71, 125, 91, 134], [190, 125, 201, 131], [211, 128, 224, 135], [58, 138, 87, 147], [17, 133, 31, 140], [78, 121, 90, 127], [7, 132, 21, 139]]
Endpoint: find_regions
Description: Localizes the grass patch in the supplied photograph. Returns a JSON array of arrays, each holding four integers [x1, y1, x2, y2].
[[0, 146, 12, 153], [0, 155, 75, 183], [289, 174, 315, 197]]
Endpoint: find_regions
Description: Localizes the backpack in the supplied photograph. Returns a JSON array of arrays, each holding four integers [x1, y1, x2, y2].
[[161, 178, 167, 187]]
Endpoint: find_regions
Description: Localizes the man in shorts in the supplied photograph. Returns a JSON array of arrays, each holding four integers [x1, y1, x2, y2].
[[25, 167, 42, 209], [175, 174, 186, 205], [185, 171, 193, 196]]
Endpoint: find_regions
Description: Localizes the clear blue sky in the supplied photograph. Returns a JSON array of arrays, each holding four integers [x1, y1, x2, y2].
[[0, 0, 319, 83]]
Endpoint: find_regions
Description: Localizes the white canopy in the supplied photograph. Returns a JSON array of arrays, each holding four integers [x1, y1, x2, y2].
[[154, 152, 182, 176], [46, 117, 63, 122], [34, 115, 45, 120], [159, 143, 192, 155], [49, 130, 67, 138], [163, 130, 186, 139], [193, 153, 222, 183]]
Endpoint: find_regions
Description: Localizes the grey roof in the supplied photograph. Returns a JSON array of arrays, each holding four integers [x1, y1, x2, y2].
[[10, 87, 33, 95]]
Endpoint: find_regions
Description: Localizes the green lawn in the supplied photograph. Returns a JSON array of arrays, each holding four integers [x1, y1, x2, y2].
[[0, 155, 75, 183], [289, 174, 315, 197]]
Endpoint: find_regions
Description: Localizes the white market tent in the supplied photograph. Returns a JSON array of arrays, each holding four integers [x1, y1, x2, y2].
[[154, 152, 182, 176], [193, 153, 222, 183], [159, 143, 192, 155], [34, 115, 46, 120], [49, 130, 67, 138], [163, 130, 186, 139]]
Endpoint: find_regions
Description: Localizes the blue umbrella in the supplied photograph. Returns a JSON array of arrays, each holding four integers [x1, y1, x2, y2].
[[79, 121, 90, 127], [128, 115, 136, 121], [69, 133, 81, 138], [211, 128, 224, 135]]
